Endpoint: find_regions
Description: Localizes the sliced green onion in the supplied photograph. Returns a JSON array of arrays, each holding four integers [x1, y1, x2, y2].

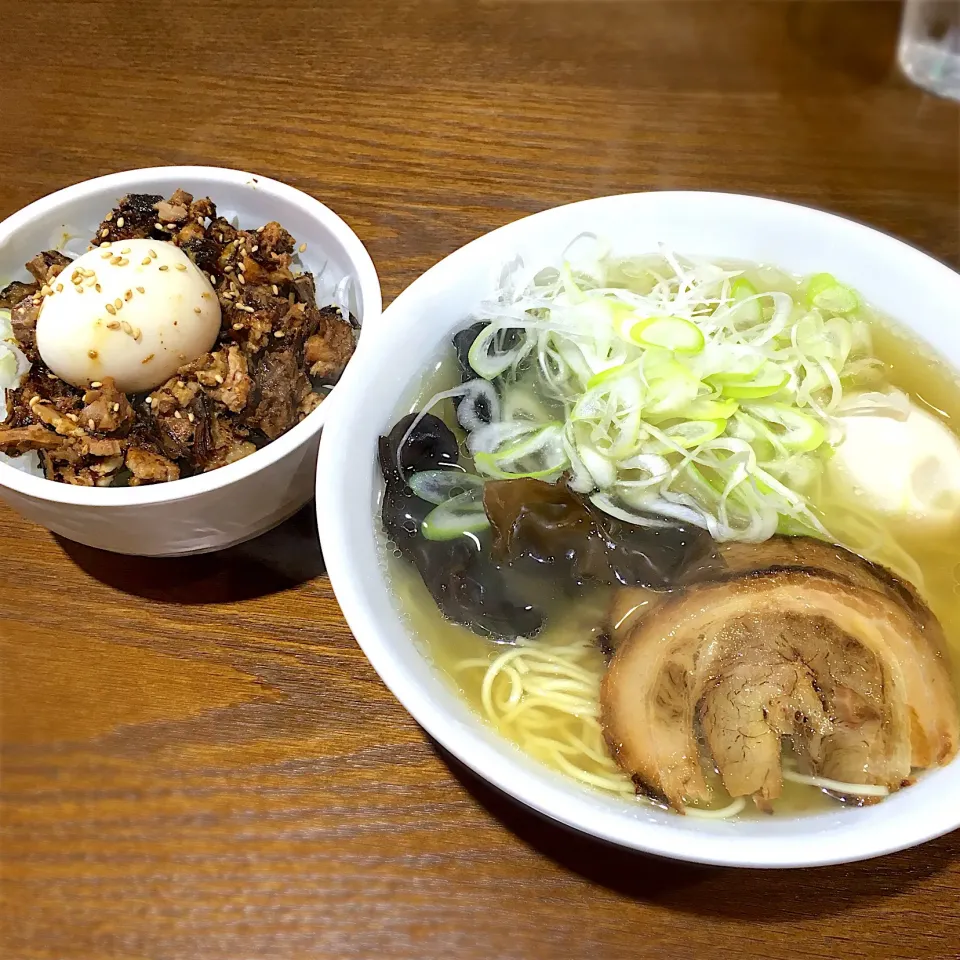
[[643, 419, 726, 453], [743, 403, 827, 453], [449, 244, 872, 544], [699, 344, 765, 383], [421, 491, 490, 540], [408, 470, 485, 504], [468, 322, 530, 380], [719, 361, 788, 399], [629, 315, 704, 354], [0, 345, 18, 386], [805, 273, 859, 315], [474, 423, 568, 480], [677, 397, 740, 421], [729, 277, 762, 323], [585, 359, 640, 390]]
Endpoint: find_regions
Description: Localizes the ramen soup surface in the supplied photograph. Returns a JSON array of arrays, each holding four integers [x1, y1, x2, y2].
[[378, 256, 960, 818]]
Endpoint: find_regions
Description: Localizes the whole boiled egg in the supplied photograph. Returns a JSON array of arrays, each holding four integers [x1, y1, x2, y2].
[[36, 239, 221, 393]]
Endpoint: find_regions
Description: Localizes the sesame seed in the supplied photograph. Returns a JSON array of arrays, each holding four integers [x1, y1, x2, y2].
[[116, 217, 125, 228], [174, 410, 182, 419], [133, 328, 142, 342], [154, 222, 164, 231], [56, 283, 64, 293], [274, 330, 285, 338], [67, 413, 79, 422], [107, 321, 120, 330], [88, 419, 95, 430], [101, 241, 112, 249], [88, 350, 98, 359], [47, 372, 58, 380], [72, 274, 83, 285], [194, 307, 201, 314], [114, 298, 123, 310], [251, 245, 259, 253], [90, 381, 102, 388], [100, 228, 109, 237], [117, 258, 129, 266], [125, 290, 133, 301], [175, 263, 186, 272], [105, 304, 116, 315], [232, 323, 243, 331], [141, 258, 151, 265], [113, 403, 120, 412], [146, 396, 153, 404], [101, 251, 113, 260], [86, 278, 97, 288], [299, 243, 307, 253], [237, 274, 245, 285], [187, 412, 195, 423], [214, 374, 224, 384], [120, 247, 130, 254], [142, 354, 154, 364], [40, 285, 52, 296], [271, 284, 279, 295], [105, 213, 114, 221], [136, 286, 145, 294], [159, 265, 169, 272], [166, 223, 177, 230], [111, 256, 123, 265], [121, 321, 132, 335], [77, 286, 85, 295], [149, 249, 158, 259], [95, 284, 102, 293]]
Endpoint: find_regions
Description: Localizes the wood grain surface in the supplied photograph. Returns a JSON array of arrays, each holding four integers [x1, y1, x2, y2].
[[2, 2, 959, 958]]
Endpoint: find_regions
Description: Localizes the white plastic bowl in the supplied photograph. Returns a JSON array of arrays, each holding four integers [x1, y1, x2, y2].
[[316, 191, 960, 868], [0, 166, 381, 555]]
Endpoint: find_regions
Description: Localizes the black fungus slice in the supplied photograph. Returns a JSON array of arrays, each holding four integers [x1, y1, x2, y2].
[[483, 478, 711, 589], [379, 413, 542, 641]]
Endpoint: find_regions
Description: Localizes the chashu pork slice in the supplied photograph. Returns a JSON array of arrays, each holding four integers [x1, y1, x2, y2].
[[606, 536, 945, 651], [601, 569, 958, 810]]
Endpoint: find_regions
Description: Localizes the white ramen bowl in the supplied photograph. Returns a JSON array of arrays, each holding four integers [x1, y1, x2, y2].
[[0, 166, 381, 556], [316, 192, 960, 868]]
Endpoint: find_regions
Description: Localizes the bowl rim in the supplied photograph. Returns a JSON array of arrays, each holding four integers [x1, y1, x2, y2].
[[316, 189, 960, 869], [0, 165, 382, 505]]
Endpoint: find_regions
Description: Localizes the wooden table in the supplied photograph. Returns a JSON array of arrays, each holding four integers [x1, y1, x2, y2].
[[2, 2, 958, 958]]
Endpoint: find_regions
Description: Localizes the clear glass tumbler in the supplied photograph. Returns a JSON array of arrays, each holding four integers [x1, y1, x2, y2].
[[898, 0, 960, 100]]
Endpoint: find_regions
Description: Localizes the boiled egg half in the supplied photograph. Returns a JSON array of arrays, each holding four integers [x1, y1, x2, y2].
[[827, 398, 960, 536]]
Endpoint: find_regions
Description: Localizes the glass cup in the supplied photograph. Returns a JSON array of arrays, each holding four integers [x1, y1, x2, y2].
[[898, 0, 960, 100]]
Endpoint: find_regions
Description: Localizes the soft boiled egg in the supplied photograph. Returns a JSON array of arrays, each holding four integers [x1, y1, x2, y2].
[[827, 399, 960, 535], [36, 239, 221, 393]]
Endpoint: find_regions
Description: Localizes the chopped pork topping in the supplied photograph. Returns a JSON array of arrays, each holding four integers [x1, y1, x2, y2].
[[0, 189, 358, 485]]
